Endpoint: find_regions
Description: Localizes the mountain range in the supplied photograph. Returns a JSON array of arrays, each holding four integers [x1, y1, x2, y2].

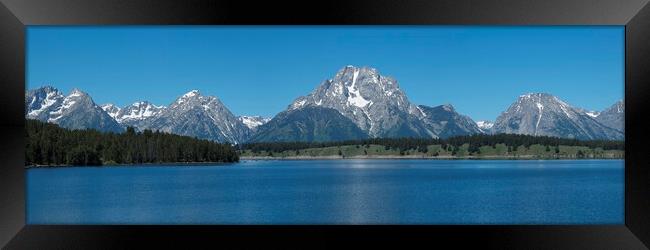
[[25, 66, 624, 143]]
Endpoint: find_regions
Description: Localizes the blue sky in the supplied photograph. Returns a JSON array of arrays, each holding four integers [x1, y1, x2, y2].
[[27, 26, 624, 121]]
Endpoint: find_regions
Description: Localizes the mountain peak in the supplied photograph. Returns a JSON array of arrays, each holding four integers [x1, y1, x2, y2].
[[494, 93, 623, 140], [514, 93, 572, 112], [35, 85, 60, 92], [101, 103, 119, 110], [182, 90, 201, 98], [441, 104, 455, 112], [287, 65, 422, 137], [101, 103, 122, 119], [175, 90, 205, 105], [614, 100, 624, 113], [519, 92, 554, 99], [336, 65, 379, 76], [68, 88, 89, 98], [595, 100, 624, 132], [131, 100, 162, 108]]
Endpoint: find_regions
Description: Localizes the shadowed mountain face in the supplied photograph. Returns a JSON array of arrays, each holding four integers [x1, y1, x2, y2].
[[418, 104, 483, 138], [248, 106, 369, 142], [26, 86, 123, 133], [492, 93, 623, 140], [595, 100, 624, 133]]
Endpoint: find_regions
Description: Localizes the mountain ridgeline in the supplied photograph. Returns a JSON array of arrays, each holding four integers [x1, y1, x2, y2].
[[25, 66, 624, 143]]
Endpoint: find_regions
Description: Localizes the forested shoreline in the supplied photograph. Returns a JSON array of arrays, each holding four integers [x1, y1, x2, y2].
[[240, 134, 624, 159], [26, 119, 239, 166], [241, 134, 624, 153]]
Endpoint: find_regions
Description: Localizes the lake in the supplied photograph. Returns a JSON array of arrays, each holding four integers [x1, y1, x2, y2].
[[26, 159, 623, 224]]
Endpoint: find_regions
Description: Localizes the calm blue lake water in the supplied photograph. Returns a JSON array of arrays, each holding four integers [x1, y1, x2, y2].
[[27, 159, 623, 224]]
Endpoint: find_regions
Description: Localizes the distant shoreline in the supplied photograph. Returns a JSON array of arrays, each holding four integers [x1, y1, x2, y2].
[[24, 156, 624, 168], [240, 155, 623, 161], [24, 161, 237, 169]]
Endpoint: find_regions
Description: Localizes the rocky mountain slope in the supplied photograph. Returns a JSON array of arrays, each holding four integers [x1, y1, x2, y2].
[[491, 93, 623, 140], [26, 86, 123, 132]]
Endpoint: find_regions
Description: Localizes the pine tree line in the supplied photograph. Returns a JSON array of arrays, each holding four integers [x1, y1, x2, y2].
[[26, 119, 239, 166]]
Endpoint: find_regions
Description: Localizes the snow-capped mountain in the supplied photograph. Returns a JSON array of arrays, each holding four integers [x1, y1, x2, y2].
[[286, 65, 433, 138], [418, 104, 483, 138], [476, 120, 494, 132], [491, 93, 623, 140], [259, 65, 501, 142], [100, 103, 121, 119], [238, 115, 271, 131], [26, 86, 123, 133], [26, 86, 65, 121], [144, 90, 251, 144], [111, 101, 165, 128], [595, 100, 624, 132]]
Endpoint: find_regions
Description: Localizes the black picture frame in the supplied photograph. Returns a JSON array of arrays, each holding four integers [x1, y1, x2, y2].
[[1, 0, 649, 248]]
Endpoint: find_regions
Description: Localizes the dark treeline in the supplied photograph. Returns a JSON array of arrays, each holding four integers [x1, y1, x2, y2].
[[241, 134, 624, 153], [26, 119, 238, 166]]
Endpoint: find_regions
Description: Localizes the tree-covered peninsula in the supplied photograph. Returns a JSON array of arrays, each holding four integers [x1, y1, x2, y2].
[[26, 119, 239, 166]]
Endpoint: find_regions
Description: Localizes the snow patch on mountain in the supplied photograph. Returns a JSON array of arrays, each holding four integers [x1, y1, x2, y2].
[[27, 90, 61, 117], [346, 68, 370, 107], [116, 101, 164, 122], [476, 120, 494, 131], [101, 104, 121, 118], [238, 115, 271, 130]]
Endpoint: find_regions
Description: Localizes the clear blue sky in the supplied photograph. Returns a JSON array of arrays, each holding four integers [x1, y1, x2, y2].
[[27, 26, 624, 121]]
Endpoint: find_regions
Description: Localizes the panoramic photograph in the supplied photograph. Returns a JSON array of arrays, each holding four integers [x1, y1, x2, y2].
[[25, 26, 624, 224]]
